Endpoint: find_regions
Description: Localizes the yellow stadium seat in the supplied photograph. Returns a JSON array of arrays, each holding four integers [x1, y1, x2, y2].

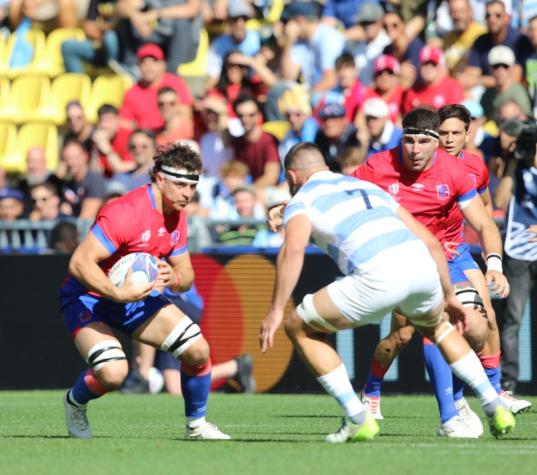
[[85, 74, 132, 123], [0, 29, 46, 79], [246, 0, 284, 29], [38, 73, 92, 124], [0, 122, 16, 162], [0, 75, 50, 124], [178, 28, 209, 77], [2, 122, 58, 173], [262, 120, 290, 141], [0, 76, 10, 108], [34, 27, 86, 77]]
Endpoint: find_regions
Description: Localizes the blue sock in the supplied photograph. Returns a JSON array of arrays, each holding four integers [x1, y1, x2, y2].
[[181, 362, 211, 419], [70, 369, 107, 405], [423, 341, 458, 423], [363, 357, 388, 397], [452, 375, 465, 402], [484, 366, 502, 394]]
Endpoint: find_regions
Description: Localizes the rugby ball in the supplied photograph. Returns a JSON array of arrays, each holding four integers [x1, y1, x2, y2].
[[108, 252, 160, 287]]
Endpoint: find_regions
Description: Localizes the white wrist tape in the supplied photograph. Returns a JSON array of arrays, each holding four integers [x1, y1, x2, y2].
[[486, 253, 503, 273]]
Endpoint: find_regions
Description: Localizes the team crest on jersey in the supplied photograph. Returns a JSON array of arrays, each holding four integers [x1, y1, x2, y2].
[[78, 310, 91, 323], [170, 231, 180, 246], [388, 183, 399, 196], [436, 184, 450, 200], [141, 230, 151, 242]]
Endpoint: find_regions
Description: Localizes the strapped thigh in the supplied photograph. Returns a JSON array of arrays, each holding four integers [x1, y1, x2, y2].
[[296, 293, 338, 333], [160, 316, 202, 358], [87, 340, 127, 371]]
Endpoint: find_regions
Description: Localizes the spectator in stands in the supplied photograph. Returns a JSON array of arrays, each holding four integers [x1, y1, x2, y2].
[[361, 54, 404, 124], [121, 0, 202, 74], [480, 46, 532, 121], [526, 15, 537, 118], [321, 0, 364, 33], [351, 2, 390, 87], [360, 97, 402, 157], [279, 0, 345, 93], [403, 46, 465, 113], [206, 0, 260, 88], [277, 85, 318, 162], [63, 101, 94, 154], [314, 102, 360, 172], [8, 0, 79, 33], [112, 129, 157, 191], [199, 96, 233, 179], [60, 139, 106, 219], [0, 188, 24, 221], [119, 43, 193, 132], [231, 95, 280, 188], [184, 191, 212, 251], [0, 166, 7, 190], [337, 145, 366, 175], [464, 0, 532, 90], [207, 49, 275, 118], [381, 4, 424, 89], [17, 147, 63, 208], [462, 100, 487, 157], [61, 0, 121, 74], [28, 183, 65, 221], [317, 53, 365, 123], [156, 86, 195, 146], [91, 104, 133, 177], [49, 221, 79, 253], [441, 0, 486, 74], [215, 185, 263, 246]]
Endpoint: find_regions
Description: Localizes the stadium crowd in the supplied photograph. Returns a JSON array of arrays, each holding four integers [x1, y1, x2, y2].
[[0, 0, 535, 430]]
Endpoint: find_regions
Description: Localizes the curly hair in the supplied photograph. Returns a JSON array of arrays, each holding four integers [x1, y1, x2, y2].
[[150, 142, 203, 183]]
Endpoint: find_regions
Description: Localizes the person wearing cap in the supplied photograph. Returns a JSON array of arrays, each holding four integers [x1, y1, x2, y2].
[[119, 43, 193, 132], [381, 6, 425, 89], [0, 188, 25, 221], [279, 0, 345, 92], [59, 142, 231, 441], [352, 108, 518, 435], [321, 0, 364, 30], [314, 101, 361, 172], [402, 46, 465, 114], [464, 0, 532, 90], [480, 45, 532, 121], [278, 85, 319, 163], [361, 54, 404, 124], [350, 1, 391, 87], [206, 0, 261, 89], [360, 97, 402, 157]]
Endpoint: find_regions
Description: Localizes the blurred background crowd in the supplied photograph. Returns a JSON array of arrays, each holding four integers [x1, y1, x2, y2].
[[0, 0, 536, 253]]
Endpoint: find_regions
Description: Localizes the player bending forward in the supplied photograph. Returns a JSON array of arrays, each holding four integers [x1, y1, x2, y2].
[[59, 143, 230, 440], [259, 142, 515, 443]]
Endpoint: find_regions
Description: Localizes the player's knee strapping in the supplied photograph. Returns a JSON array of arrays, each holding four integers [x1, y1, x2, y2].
[[435, 321, 455, 345], [297, 294, 338, 332], [455, 287, 485, 312], [86, 340, 127, 371], [161, 317, 202, 358]]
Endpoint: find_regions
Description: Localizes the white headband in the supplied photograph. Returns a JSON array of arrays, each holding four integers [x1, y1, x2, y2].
[[159, 166, 200, 184], [403, 127, 440, 140]]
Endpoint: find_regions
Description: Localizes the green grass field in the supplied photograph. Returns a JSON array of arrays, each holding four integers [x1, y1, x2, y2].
[[0, 392, 535, 475]]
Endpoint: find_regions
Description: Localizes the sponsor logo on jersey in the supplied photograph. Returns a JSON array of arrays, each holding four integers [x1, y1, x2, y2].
[[171, 231, 180, 246], [411, 183, 425, 191], [436, 184, 450, 200], [141, 230, 151, 242], [158, 227, 166, 237], [78, 310, 91, 323]]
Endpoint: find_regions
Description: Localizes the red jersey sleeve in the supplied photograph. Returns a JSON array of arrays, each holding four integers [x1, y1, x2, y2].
[[91, 199, 133, 254], [169, 214, 189, 257], [448, 155, 477, 205], [353, 160, 375, 183]]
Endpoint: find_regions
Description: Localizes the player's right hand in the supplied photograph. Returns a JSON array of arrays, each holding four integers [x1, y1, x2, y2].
[[267, 203, 286, 232], [113, 268, 155, 303], [259, 310, 284, 353]]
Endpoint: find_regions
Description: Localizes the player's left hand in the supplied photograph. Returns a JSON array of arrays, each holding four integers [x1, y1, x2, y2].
[[259, 311, 284, 353], [528, 224, 537, 242], [444, 293, 469, 333], [485, 270, 510, 298], [153, 261, 175, 293]]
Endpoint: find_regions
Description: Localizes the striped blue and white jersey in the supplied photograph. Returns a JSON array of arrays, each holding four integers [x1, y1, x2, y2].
[[283, 170, 419, 276]]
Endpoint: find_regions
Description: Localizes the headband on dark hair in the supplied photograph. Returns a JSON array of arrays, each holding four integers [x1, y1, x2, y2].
[[403, 127, 440, 140], [159, 165, 200, 184]]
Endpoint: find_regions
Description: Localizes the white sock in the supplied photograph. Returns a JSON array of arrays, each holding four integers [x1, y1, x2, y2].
[[187, 416, 205, 428], [450, 351, 500, 416], [317, 364, 364, 423]]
